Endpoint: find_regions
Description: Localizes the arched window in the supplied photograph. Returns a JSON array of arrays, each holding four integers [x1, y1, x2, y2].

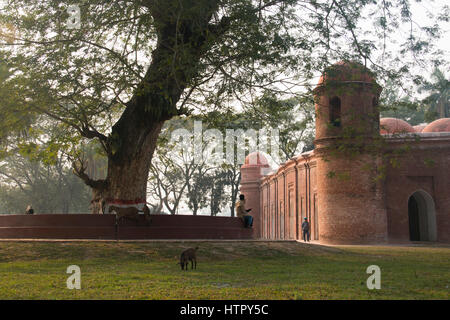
[[329, 96, 341, 127]]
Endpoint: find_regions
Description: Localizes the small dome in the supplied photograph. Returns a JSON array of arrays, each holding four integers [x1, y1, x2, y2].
[[317, 61, 376, 86], [413, 124, 427, 133], [380, 118, 415, 134], [242, 152, 270, 168], [422, 118, 450, 133]]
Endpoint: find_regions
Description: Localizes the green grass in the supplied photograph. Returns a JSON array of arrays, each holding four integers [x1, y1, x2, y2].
[[0, 241, 448, 299]]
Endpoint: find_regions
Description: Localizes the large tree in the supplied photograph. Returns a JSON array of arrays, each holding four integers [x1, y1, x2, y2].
[[0, 0, 446, 212]]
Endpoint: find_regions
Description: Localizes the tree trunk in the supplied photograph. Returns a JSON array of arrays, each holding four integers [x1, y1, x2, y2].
[[107, 125, 163, 201], [89, 119, 165, 213], [192, 202, 198, 216], [439, 99, 446, 118], [229, 170, 240, 217]]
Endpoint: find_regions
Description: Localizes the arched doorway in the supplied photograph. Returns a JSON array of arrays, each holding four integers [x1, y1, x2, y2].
[[408, 190, 437, 241]]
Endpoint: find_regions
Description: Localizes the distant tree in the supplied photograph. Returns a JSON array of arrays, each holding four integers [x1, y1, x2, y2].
[[0, 154, 91, 214], [186, 165, 214, 215], [379, 69, 450, 126], [149, 153, 189, 215], [420, 68, 450, 121], [247, 93, 316, 161], [201, 111, 254, 216], [380, 79, 425, 126], [205, 170, 229, 216], [149, 117, 205, 215], [222, 163, 241, 217]]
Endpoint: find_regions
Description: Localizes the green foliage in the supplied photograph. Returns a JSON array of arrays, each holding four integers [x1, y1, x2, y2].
[[379, 84, 426, 126], [245, 92, 316, 161], [0, 55, 38, 149], [423, 158, 436, 168], [206, 170, 230, 216], [185, 166, 215, 215], [0, 154, 91, 214], [380, 69, 449, 125]]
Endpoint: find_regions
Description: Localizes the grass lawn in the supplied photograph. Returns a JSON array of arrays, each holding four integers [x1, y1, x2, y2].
[[0, 240, 448, 299]]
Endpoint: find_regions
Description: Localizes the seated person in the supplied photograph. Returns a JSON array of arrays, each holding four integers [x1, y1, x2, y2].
[[235, 194, 253, 228], [25, 205, 34, 215]]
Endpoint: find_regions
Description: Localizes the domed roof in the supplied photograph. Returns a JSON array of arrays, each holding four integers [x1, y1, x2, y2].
[[242, 152, 270, 168], [380, 118, 415, 134], [413, 124, 427, 133], [317, 61, 376, 86], [422, 118, 450, 133]]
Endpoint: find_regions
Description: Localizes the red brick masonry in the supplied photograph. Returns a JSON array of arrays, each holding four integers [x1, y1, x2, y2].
[[0, 214, 253, 240], [247, 133, 450, 244]]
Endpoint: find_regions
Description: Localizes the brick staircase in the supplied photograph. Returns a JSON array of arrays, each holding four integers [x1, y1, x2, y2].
[[0, 214, 254, 240]]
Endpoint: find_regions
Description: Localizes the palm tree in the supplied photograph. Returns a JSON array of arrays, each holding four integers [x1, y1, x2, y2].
[[420, 68, 450, 121]]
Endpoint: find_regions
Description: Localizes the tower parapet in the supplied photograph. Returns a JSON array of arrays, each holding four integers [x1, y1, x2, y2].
[[314, 61, 382, 145]]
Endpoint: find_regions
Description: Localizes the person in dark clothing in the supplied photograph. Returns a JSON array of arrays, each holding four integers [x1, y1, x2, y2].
[[236, 194, 253, 228], [25, 205, 34, 215], [302, 217, 310, 242]]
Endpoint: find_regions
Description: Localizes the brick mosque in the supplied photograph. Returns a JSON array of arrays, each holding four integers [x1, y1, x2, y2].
[[240, 61, 450, 245]]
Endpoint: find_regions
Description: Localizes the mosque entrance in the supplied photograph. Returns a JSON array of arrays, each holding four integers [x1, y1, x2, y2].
[[408, 190, 437, 241]]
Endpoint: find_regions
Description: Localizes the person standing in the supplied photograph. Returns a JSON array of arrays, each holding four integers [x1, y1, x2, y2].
[[302, 217, 310, 242], [235, 194, 253, 228]]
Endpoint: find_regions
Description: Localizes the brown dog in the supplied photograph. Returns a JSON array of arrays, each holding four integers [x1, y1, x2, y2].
[[179, 247, 198, 270]]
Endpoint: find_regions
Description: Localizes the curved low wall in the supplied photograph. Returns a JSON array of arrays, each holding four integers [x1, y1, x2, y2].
[[0, 214, 254, 240]]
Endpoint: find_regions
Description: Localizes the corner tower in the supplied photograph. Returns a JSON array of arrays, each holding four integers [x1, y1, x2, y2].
[[314, 61, 388, 244], [240, 152, 271, 238]]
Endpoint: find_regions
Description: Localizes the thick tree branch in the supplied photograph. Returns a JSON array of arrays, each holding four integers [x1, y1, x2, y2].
[[72, 159, 107, 191]]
